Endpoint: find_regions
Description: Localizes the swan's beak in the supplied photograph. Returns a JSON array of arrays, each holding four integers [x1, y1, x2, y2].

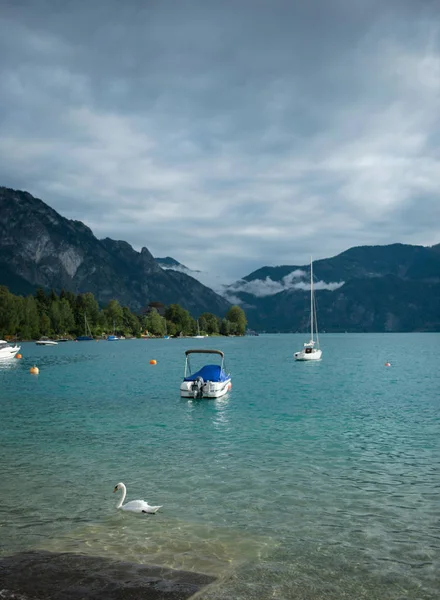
[[113, 487, 118, 493]]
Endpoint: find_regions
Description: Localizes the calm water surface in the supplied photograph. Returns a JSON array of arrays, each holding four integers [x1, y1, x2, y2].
[[1, 334, 439, 599]]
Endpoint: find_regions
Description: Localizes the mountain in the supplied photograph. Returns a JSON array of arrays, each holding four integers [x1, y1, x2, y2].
[[155, 255, 229, 294], [155, 256, 190, 270], [2, 185, 439, 331], [225, 244, 440, 332], [0, 187, 231, 316], [155, 256, 194, 273]]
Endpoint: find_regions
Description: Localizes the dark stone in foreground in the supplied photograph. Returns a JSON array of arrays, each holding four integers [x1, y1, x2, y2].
[[0, 551, 216, 600]]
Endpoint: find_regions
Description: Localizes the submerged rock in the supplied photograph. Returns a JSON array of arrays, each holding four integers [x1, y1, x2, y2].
[[0, 550, 216, 599]]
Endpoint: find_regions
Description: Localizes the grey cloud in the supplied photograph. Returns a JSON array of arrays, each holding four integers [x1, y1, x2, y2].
[[1, 0, 440, 282]]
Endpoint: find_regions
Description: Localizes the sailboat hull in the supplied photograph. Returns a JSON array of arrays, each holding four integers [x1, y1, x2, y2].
[[294, 348, 322, 361]]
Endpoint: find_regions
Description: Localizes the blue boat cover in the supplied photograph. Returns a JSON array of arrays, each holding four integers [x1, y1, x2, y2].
[[184, 364, 229, 382]]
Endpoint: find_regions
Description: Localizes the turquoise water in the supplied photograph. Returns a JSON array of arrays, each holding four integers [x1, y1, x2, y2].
[[1, 334, 439, 599]]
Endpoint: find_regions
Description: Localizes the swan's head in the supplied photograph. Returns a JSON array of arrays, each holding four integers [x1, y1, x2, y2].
[[113, 482, 125, 493]]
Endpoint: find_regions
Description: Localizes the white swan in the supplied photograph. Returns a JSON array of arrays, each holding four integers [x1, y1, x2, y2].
[[113, 482, 162, 514]]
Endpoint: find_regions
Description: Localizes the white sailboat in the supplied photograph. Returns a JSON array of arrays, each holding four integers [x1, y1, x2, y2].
[[193, 319, 206, 339], [294, 258, 322, 361], [76, 313, 94, 341]]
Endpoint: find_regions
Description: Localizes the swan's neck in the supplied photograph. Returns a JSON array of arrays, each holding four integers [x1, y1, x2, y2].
[[117, 484, 127, 509]]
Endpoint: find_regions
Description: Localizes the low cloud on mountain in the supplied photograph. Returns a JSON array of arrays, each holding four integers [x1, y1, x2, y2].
[[158, 261, 232, 295], [225, 271, 345, 299]]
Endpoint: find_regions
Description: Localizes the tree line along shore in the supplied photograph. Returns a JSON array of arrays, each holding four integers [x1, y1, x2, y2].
[[0, 285, 247, 340]]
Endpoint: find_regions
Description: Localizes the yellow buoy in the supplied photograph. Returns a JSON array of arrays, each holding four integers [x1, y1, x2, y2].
[[149, 359, 157, 365], [15, 353, 22, 359], [30, 365, 39, 375]]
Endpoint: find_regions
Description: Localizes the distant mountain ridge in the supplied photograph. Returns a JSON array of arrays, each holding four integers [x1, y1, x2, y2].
[[1, 185, 439, 331], [224, 244, 440, 332], [241, 244, 440, 284], [0, 186, 231, 316]]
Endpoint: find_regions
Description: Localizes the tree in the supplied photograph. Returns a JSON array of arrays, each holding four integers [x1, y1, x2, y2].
[[220, 318, 231, 336], [60, 289, 76, 310], [75, 293, 99, 334], [40, 313, 51, 336], [0, 286, 20, 337], [82, 293, 100, 327], [199, 312, 220, 335], [23, 295, 40, 339], [198, 315, 208, 335], [146, 307, 165, 336], [105, 299, 124, 331], [122, 306, 141, 336], [0, 285, 149, 340], [226, 305, 247, 335], [165, 304, 192, 335], [35, 288, 49, 315], [97, 310, 109, 334], [59, 298, 75, 333], [49, 300, 62, 333]]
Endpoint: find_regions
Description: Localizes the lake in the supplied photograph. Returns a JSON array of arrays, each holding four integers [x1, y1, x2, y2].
[[1, 333, 439, 599]]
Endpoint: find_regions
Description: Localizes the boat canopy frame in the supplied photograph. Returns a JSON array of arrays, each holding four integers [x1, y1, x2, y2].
[[184, 349, 227, 379], [185, 349, 224, 358]]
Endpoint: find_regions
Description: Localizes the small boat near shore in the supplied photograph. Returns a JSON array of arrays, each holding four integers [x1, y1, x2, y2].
[[192, 320, 207, 339], [36, 337, 58, 346], [180, 349, 232, 399], [76, 313, 94, 341], [0, 339, 20, 359]]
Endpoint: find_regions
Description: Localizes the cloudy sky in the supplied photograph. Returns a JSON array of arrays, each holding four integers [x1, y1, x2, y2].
[[1, 0, 439, 282]]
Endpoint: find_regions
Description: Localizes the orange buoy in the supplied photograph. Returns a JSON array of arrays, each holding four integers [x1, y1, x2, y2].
[[15, 353, 22, 359], [385, 362, 391, 367], [30, 365, 39, 375], [149, 359, 157, 365]]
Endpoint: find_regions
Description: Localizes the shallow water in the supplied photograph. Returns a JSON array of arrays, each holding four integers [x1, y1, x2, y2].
[[1, 334, 439, 598]]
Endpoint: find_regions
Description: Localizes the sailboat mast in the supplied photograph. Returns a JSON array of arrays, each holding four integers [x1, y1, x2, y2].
[[310, 257, 314, 342]]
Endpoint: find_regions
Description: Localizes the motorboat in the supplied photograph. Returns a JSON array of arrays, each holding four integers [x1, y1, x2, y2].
[[36, 337, 58, 345], [294, 257, 322, 361], [180, 349, 232, 399], [0, 339, 20, 359]]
